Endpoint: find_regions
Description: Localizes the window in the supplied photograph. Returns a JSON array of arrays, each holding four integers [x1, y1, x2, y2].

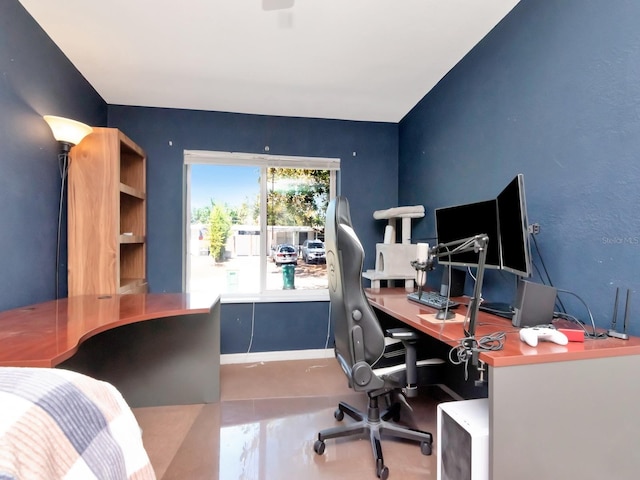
[[184, 150, 339, 301]]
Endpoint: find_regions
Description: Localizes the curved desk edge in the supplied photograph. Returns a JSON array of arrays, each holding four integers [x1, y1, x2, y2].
[[0, 294, 221, 407], [0, 293, 218, 367]]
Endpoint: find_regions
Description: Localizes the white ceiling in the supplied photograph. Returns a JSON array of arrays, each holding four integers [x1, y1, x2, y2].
[[19, 0, 519, 123]]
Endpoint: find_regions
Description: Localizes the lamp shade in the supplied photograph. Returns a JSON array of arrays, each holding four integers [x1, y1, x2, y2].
[[43, 115, 93, 146]]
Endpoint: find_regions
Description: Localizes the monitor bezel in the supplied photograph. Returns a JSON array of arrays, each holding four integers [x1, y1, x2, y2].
[[496, 173, 532, 277]]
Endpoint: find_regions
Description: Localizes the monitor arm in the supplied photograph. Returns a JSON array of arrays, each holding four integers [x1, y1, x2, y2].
[[412, 234, 489, 338]]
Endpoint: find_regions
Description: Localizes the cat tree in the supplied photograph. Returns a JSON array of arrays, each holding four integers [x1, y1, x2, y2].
[[362, 205, 425, 291]]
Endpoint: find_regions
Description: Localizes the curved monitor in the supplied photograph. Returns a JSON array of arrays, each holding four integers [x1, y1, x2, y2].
[[497, 174, 532, 277], [434, 199, 501, 269]]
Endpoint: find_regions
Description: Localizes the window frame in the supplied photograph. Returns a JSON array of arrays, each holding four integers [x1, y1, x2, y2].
[[184, 150, 339, 303]]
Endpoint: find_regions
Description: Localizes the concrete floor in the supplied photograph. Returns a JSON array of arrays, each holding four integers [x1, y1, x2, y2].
[[132, 357, 451, 480]]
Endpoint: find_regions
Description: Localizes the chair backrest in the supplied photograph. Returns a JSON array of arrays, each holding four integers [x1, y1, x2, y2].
[[325, 197, 385, 372]]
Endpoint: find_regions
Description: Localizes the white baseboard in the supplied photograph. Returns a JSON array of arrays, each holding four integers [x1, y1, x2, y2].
[[220, 348, 335, 365]]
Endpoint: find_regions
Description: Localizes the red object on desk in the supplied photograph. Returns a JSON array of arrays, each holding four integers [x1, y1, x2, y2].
[[557, 328, 585, 342]]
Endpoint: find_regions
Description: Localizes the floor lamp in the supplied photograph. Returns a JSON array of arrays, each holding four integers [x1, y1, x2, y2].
[[43, 115, 93, 299]]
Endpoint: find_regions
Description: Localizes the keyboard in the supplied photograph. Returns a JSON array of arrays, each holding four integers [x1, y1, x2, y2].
[[407, 291, 459, 310]]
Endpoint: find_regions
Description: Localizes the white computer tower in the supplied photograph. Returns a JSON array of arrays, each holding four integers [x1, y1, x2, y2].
[[437, 398, 489, 480]]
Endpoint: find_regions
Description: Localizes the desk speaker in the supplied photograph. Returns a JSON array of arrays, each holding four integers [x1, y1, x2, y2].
[[512, 280, 557, 327]]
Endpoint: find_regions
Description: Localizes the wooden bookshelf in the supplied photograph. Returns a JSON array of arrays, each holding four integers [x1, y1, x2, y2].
[[68, 127, 147, 295]]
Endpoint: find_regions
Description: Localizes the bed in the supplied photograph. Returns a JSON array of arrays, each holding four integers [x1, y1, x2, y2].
[[0, 367, 155, 479]]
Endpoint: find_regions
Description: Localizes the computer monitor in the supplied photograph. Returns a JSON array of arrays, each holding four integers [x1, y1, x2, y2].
[[434, 199, 501, 269], [497, 174, 532, 277]]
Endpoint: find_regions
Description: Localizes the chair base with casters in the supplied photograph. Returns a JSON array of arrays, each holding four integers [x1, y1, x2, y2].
[[313, 353, 444, 480], [314, 391, 433, 480]]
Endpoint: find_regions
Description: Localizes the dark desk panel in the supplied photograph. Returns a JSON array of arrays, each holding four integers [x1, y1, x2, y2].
[[0, 294, 220, 407]]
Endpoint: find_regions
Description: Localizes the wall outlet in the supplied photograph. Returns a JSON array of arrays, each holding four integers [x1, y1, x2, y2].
[[528, 223, 540, 235]]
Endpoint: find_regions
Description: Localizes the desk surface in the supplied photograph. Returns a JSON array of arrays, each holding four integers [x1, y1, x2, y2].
[[366, 288, 640, 367], [0, 293, 218, 368]]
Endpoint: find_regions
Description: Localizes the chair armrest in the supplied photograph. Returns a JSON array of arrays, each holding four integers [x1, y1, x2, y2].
[[386, 328, 420, 397], [386, 327, 420, 342]]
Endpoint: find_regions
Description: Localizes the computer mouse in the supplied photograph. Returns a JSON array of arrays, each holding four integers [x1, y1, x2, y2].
[[435, 309, 456, 320]]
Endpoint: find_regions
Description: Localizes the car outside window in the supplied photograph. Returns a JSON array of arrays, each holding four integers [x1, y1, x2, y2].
[[302, 240, 326, 264], [185, 151, 339, 299]]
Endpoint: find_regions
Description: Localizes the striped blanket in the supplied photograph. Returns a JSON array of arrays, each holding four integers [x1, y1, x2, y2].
[[0, 367, 155, 480]]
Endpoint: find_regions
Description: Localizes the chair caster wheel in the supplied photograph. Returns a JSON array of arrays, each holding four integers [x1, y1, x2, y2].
[[421, 441, 432, 456], [334, 408, 344, 421], [376, 459, 389, 480], [313, 439, 326, 455]]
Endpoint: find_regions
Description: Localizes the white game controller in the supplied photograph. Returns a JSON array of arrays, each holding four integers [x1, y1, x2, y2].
[[519, 327, 569, 347]]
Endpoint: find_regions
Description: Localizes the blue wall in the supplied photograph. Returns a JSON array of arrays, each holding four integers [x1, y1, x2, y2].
[[107, 105, 398, 293], [107, 105, 398, 352], [0, 0, 107, 311], [399, 0, 640, 335], [221, 302, 332, 354]]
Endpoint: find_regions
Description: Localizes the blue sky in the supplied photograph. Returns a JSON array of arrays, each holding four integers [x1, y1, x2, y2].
[[190, 164, 260, 209]]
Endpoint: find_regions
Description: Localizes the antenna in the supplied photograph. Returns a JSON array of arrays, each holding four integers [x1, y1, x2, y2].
[[611, 288, 619, 330], [623, 289, 631, 334], [608, 287, 630, 340]]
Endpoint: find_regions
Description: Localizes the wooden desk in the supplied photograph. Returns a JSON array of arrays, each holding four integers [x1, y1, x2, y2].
[[0, 293, 221, 407], [367, 288, 640, 480]]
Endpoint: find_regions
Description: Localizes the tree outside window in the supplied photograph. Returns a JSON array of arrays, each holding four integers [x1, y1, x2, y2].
[[185, 151, 339, 299]]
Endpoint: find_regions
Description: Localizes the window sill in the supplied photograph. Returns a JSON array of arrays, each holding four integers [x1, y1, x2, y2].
[[220, 289, 329, 304]]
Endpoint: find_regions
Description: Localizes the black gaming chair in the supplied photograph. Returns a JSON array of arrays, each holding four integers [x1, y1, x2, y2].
[[313, 196, 444, 479]]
